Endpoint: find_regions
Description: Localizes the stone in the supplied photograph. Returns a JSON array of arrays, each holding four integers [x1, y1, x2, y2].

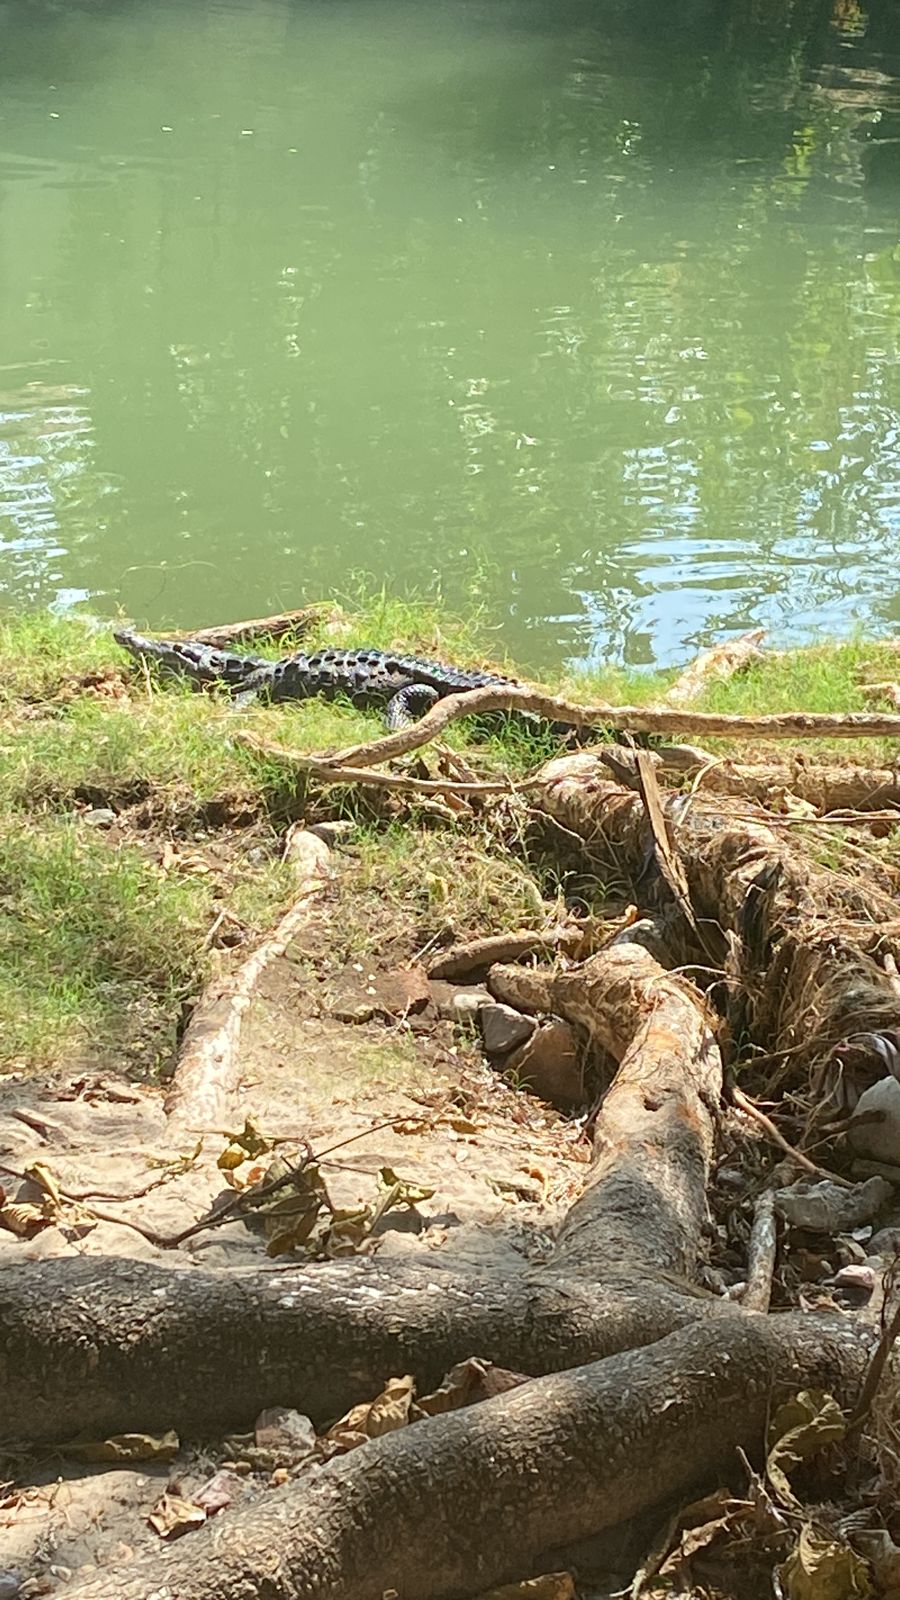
[[81, 808, 116, 828], [430, 982, 491, 1024], [479, 1003, 536, 1056], [505, 1020, 583, 1108], [773, 1176, 892, 1233], [849, 1075, 900, 1164], [370, 965, 432, 1019]]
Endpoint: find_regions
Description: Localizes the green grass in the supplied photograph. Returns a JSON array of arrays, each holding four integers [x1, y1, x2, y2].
[[3, 607, 900, 1075], [0, 818, 215, 1069]]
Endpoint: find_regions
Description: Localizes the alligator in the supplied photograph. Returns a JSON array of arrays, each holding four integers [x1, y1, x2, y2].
[[113, 627, 542, 731]]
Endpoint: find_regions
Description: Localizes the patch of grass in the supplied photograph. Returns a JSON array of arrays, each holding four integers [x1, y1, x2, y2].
[[330, 821, 548, 965], [0, 818, 214, 1070]]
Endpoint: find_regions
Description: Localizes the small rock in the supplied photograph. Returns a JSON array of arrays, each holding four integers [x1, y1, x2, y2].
[[506, 1020, 583, 1108], [774, 1176, 893, 1233], [832, 1263, 877, 1296], [869, 1225, 900, 1257], [370, 965, 432, 1020], [254, 1407, 317, 1462], [849, 1076, 900, 1163], [81, 807, 116, 828], [430, 983, 491, 1024], [0, 1571, 21, 1600], [479, 1003, 536, 1056]]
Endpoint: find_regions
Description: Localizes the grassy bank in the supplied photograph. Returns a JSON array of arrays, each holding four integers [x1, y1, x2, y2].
[[2, 602, 899, 1075]]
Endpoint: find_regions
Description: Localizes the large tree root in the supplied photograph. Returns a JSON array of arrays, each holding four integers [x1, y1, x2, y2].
[[57, 1312, 869, 1600], [2, 868, 880, 1599], [534, 754, 900, 1081]]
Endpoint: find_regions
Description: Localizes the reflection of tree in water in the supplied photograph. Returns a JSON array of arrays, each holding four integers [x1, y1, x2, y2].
[[1, 0, 899, 663]]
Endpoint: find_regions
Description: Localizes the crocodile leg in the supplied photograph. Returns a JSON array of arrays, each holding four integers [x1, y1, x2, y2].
[[384, 684, 440, 730]]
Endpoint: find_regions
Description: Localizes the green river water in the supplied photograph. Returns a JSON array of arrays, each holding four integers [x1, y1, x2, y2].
[[1, 0, 900, 670]]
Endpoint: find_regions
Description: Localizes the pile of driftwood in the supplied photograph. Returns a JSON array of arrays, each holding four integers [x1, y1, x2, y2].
[[6, 622, 900, 1600]]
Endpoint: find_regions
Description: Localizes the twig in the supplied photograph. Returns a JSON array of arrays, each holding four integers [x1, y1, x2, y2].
[[427, 924, 589, 980], [742, 1190, 778, 1313], [847, 1260, 900, 1440], [731, 1085, 852, 1188], [235, 734, 530, 796], [307, 685, 900, 773]]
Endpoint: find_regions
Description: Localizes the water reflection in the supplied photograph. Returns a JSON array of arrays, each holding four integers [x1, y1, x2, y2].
[[0, 0, 898, 667]]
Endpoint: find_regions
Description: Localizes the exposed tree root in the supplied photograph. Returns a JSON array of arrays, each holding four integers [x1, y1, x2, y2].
[[319, 684, 900, 772], [55, 1313, 870, 1600], [165, 830, 332, 1138], [663, 756, 900, 814]]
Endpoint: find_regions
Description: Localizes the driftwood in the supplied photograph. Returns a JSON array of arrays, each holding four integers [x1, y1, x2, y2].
[[182, 604, 345, 647], [662, 628, 766, 707], [165, 830, 331, 1137]]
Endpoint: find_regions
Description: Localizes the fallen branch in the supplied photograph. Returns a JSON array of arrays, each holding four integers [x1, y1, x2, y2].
[[427, 925, 591, 979], [182, 604, 345, 647], [235, 732, 526, 796], [165, 830, 332, 1137], [662, 629, 767, 708], [320, 685, 900, 772]]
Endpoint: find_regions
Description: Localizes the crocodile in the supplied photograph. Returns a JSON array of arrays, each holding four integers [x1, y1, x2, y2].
[[113, 627, 539, 730]]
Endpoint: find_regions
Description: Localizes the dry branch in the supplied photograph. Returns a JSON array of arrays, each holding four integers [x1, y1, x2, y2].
[[427, 925, 589, 979], [742, 1190, 778, 1313], [321, 685, 900, 772], [165, 830, 331, 1137], [182, 604, 344, 646], [662, 629, 767, 708], [235, 731, 525, 796]]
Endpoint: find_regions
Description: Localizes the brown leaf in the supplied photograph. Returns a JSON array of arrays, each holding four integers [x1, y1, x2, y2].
[[416, 1358, 530, 1418], [378, 1168, 435, 1206], [148, 1492, 207, 1540], [480, 1574, 575, 1600], [24, 1161, 63, 1206], [67, 1430, 180, 1464], [779, 1525, 872, 1600], [0, 1201, 51, 1238], [323, 1376, 417, 1454], [193, 1471, 245, 1515], [766, 1391, 846, 1507]]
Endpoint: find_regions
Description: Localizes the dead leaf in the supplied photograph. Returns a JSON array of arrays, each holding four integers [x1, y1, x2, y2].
[[377, 1168, 435, 1206], [323, 1376, 417, 1454], [0, 1201, 51, 1238], [766, 1391, 846, 1506], [480, 1574, 575, 1600], [779, 1525, 872, 1600], [415, 1358, 530, 1418], [217, 1117, 274, 1169], [24, 1162, 63, 1206], [67, 1430, 180, 1464], [260, 1160, 330, 1257], [148, 1491, 207, 1540]]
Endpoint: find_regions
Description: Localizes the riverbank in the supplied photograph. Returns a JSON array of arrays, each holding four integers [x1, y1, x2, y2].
[[2, 603, 900, 1075], [5, 604, 900, 1598]]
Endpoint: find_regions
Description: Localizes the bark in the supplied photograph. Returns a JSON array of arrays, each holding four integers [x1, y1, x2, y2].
[[165, 831, 332, 1136], [58, 1313, 871, 1600], [488, 945, 721, 1279], [662, 629, 766, 707]]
